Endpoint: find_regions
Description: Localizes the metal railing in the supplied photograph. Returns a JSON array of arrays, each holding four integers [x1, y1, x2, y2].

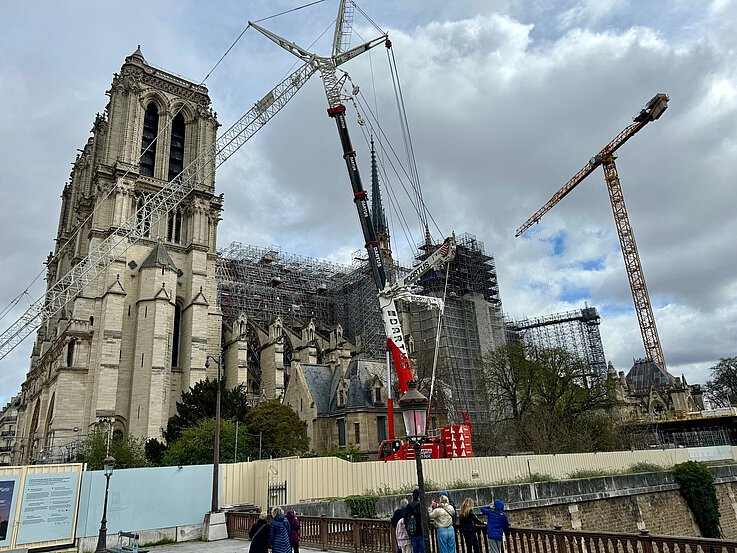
[[225, 512, 736, 553]]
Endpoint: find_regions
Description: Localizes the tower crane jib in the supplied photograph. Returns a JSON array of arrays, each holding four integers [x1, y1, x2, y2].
[[515, 93, 669, 369]]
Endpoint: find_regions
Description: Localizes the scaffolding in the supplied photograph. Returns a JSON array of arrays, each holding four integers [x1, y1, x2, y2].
[[506, 307, 607, 377], [216, 242, 353, 331], [405, 233, 507, 425], [216, 234, 508, 427]]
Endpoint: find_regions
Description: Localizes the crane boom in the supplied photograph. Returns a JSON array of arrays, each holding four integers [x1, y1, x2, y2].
[[515, 93, 669, 369], [0, 62, 317, 360], [515, 93, 669, 237]]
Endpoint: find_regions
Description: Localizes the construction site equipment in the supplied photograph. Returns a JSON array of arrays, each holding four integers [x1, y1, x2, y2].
[[515, 93, 670, 369], [250, 6, 473, 459], [507, 307, 607, 378], [0, 62, 320, 361]]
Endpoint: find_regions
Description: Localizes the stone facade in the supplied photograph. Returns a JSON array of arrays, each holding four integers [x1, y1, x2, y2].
[[611, 358, 705, 424], [13, 48, 223, 463]]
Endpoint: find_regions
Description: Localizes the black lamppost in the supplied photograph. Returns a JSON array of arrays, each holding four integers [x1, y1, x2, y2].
[[399, 381, 431, 552], [94, 455, 116, 553], [205, 353, 222, 513]]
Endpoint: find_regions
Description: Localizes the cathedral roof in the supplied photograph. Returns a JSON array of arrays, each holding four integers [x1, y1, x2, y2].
[[301, 364, 334, 415], [329, 359, 386, 412], [626, 358, 674, 392], [140, 241, 179, 273]]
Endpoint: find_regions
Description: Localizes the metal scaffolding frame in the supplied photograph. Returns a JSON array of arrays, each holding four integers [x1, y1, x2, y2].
[[216, 233, 507, 427], [216, 242, 353, 331], [507, 307, 607, 377], [405, 233, 506, 425]]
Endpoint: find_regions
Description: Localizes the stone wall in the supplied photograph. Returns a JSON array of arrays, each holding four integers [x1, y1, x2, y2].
[[287, 465, 737, 539]]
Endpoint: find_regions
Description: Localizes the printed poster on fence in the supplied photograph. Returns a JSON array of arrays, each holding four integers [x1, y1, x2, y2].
[[15, 472, 79, 545], [0, 476, 20, 547]]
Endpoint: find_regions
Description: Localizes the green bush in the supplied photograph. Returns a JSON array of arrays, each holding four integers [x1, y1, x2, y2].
[[626, 462, 665, 474], [673, 461, 721, 538], [345, 495, 378, 518]]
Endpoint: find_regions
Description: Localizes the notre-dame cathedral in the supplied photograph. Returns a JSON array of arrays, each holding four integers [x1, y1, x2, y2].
[[10, 47, 508, 464], [14, 48, 224, 463]]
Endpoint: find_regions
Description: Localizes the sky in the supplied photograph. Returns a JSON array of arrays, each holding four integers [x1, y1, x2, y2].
[[1, 0, 736, 407]]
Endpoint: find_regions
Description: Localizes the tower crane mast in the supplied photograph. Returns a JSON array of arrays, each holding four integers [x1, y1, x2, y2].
[[515, 93, 669, 369]]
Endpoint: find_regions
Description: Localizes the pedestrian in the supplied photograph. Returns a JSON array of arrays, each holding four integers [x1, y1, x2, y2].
[[480, 500, 510, 553], [396, 515, 413, 553], [286, 509, 301, 553], [428, 494, 456, 553], [392, 498, 410, 553], [458, 498, 484, 553], [248, 512, 270, 553], [437, 491, 458, 525], [269, 507, 292, 553], [403, 488, 425, 553]]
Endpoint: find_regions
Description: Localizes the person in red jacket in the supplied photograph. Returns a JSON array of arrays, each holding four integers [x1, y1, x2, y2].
[[286, 509, 301, 553]]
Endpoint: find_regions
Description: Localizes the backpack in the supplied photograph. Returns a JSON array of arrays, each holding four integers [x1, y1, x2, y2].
[[405, 513, 418, 537]]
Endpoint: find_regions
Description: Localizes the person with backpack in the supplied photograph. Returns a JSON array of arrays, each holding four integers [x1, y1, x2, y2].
[[480, 499, 510, 553], [269, 507, 292, 553], [403, 488, 424, 553], [429, 495, 456, 553], [286, 509, 301, 553]]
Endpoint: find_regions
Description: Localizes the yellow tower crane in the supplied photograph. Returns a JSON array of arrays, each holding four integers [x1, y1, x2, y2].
[[516, 93, 669, 369]]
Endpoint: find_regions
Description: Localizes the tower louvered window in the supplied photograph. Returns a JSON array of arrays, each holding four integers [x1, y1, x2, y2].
[[168, 113, 185, 181], [140, 103, 159, 177], [167, 208, 183, 244]]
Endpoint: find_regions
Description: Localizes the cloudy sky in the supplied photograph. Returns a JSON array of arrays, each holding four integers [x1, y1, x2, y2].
[[1, 0, 736, 407]]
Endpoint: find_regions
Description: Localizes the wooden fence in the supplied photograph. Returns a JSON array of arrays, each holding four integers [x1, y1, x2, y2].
[[226, 512, 736, 553]]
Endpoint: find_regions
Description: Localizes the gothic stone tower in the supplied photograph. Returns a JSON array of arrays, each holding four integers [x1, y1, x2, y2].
[[15, 48, 223, 463]]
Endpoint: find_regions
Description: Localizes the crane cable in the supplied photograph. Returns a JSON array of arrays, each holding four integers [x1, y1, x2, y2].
[[427, 260, 451, 417]]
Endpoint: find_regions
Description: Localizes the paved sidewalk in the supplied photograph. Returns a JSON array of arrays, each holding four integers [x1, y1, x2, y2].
[[147, 538, 333, 553]]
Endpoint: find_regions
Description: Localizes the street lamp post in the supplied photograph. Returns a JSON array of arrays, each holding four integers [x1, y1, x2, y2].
[[94, 455, 116, 553], [205, 353, 222, 513], [399, 381, 431, 553]]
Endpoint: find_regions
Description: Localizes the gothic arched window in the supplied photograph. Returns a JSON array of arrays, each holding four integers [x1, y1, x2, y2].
[[140, 103, 159, 177], [168, 113, 185, 181]]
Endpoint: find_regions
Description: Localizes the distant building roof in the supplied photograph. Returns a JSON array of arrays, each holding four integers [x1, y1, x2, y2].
[[626, 358, 674, 391]]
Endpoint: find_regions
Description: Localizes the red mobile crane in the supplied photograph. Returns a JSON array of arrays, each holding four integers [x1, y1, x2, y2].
[[250, 1, 473, 461]]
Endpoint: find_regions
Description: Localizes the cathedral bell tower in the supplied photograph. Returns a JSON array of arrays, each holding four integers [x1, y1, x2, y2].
[[15, 47, 223, 462]]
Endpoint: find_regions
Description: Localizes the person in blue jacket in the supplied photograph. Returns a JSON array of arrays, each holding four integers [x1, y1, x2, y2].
[[480, 499, 510, 553], [269, 506, 292, 553]]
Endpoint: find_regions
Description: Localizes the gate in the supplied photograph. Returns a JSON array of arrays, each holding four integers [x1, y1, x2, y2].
[[268, 480, 288, 511]]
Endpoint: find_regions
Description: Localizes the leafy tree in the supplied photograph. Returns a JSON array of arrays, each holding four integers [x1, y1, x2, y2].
[[163, 418, 240, 466], [703, 356, 737, 407], [241, 401, 310, 459], [144, 437, 167, 466], [163, 378, 251, 444], [476, 344, 619, 454], [78, 428, 148, 470]]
